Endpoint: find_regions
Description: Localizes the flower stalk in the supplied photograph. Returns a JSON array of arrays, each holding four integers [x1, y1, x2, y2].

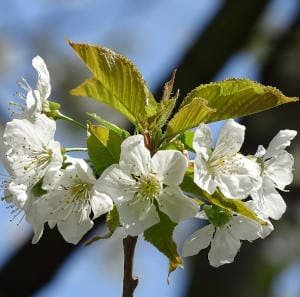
[[54, 111, 86, 130], [122, 236, 139, 297]]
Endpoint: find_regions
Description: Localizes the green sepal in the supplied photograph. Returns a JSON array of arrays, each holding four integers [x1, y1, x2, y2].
[[48, 100, 61, 111], [203, 204, 232, 227], [160, 139, 185, 151]]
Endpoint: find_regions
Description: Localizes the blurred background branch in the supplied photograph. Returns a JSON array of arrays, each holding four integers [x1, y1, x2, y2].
[[0, 0, 299, 296]]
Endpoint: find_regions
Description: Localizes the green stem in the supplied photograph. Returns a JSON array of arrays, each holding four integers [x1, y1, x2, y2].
[[55, 111, 86, 130], [64, 148, 88, 152]]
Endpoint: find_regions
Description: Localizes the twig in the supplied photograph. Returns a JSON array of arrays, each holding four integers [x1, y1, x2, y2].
[[122, 236, 139, 297]]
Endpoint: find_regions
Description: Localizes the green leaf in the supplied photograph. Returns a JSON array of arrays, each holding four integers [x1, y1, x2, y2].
[[31, 179, 47, 197], [69, 42, 158, 128], [86, 206, 120, 245], [160, 139, 185, 151], [179, 130, 195, 152], [165, 98, 215, 138], [149, 70, 178, 130], [180, 171, 266, 225], [87, 112, 130, 138], [106, 205, 120, 233], [144, 210, 183, 278], [182, 78, 298, 123], [87, 124, 123, 174]]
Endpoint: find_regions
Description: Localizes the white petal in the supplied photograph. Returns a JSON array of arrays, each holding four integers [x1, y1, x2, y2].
[[33, 114, 57, 145], [7, 181, 28, 209], [57, 206, 93, 244], [26, 90, 42, 115], [208, 227, 241, 267], [213, 119, 245, 158], [116, 200, 160, 236], [264, 151, 294, 189], [90, 189, 113, 219], [151, 150, 187, 186], [68, 157, 96, 184], [215, 154, 261, 199], [255, 145, 266, 158], [26, 198, 50, 244], [32, 56, 51, 100], [4, 114, 56, 151], [195, 210, 208, 220], [264, 129, 297, 160], [182, 224, 215, 257], [229, 216, 261, 241], [157, 186, 199, 222], [193, 123, 212, 158], [42, 142, 63, 189], [94, 164, 136, 203], [252, 177, 287, 220], [260, 222, 274, 238], [119, 135, 151, 176], [194, 155, 216, 194], [246, 200, 274, 238]]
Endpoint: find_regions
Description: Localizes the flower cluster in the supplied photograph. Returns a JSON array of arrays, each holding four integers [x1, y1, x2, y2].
[[183, 120, 296, 266], [0, 55, 297, 270]]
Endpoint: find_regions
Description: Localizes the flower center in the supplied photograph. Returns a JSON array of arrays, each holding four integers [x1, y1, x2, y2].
[[66, 181, 92, 204], [136, 174, 161, 202], [23, 147, 53, 173]]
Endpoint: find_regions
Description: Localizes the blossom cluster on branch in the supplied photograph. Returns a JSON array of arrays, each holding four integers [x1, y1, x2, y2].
[[1, 42, 298, 285]]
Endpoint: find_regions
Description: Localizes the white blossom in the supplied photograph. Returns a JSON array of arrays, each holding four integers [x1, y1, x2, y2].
[[193, 119, 261, 199], [32, 157, 113, 244], [182, 203, 273, 267], [94, 135, 199, 236], [251, 130, 297, 220], [1, 114, 63, 239], [2, 114, 62, 193], [17, 56, 51, 118]]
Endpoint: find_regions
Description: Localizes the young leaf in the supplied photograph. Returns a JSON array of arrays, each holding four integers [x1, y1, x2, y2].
[[69, 42, 158, 128], [86, 206, 120, 245], [165, 98, 215, 138], [106, 205, 120, 234], [182, 78, 298, 123], [179, 130, 195, 152], [87, 124, 123, 174], [87, 112, 130, 138], [180, 171, 266, 225], [144, 210, 183, 278]]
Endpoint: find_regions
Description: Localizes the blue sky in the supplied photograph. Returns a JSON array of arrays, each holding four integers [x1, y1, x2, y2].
[[0, 0, 299, 296]]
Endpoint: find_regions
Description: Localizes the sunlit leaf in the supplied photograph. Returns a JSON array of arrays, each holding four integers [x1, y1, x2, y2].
[[180, 171, 266, 225], [165, 98, 215, 138], [179, 130, 195, 152], [69, 42, 158, 128], [87, 124, 123, 174], [182, 78, 298, 123], [144, 210, 183, 279], [87, 112, 130, 138]]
